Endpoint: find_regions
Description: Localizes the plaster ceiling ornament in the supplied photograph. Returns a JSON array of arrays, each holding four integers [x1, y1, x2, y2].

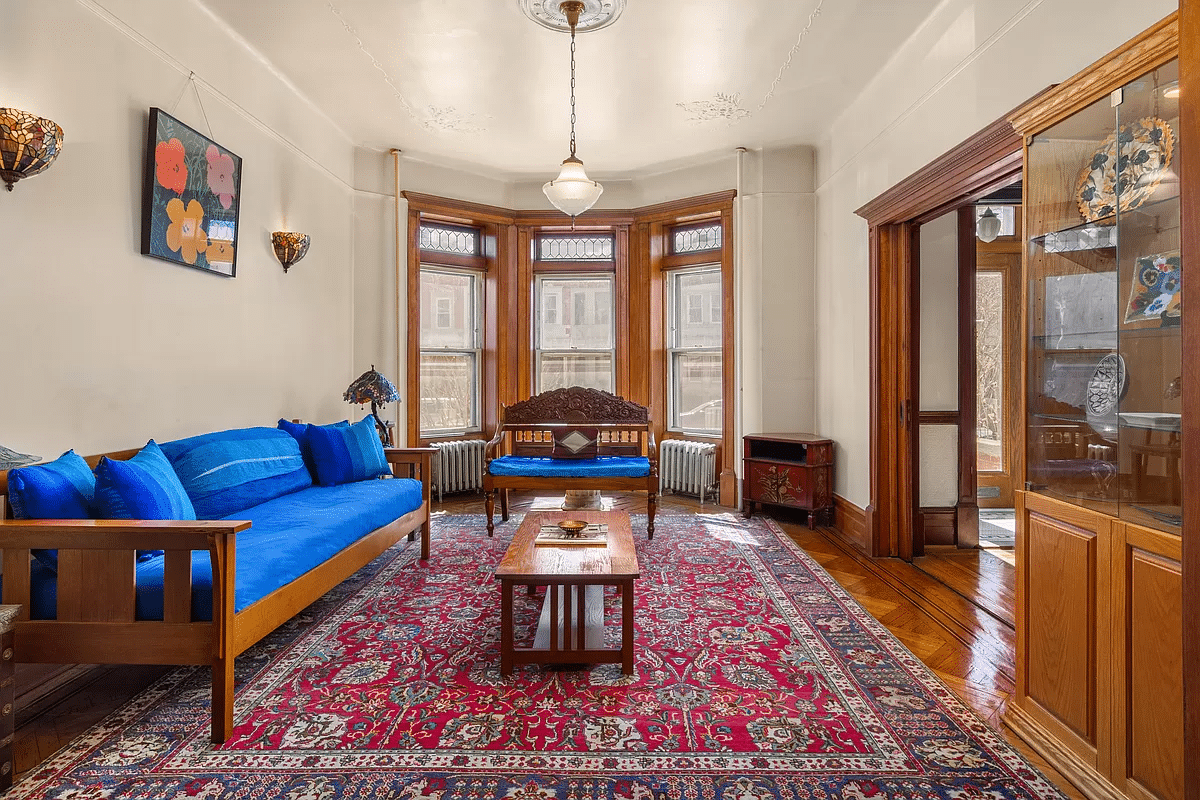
[[518, 0, 625, 33], [328, 1, 489, 135], [422, 106, 488, 134], [678, 93, 752, 124]]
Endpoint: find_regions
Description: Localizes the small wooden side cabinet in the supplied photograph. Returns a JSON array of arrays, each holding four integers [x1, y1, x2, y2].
[[0, 604, 18, 791], [742, 433, 834, 529]]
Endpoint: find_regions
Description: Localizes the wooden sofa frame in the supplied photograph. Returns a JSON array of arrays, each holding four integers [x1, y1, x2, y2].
[[0, 445, 433, 744], [483, 387, 658, 539]]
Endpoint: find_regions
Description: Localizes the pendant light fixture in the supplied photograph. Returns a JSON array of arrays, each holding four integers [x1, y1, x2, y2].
[[542, 1, 603, 221], [976, 206, 1002, 242]]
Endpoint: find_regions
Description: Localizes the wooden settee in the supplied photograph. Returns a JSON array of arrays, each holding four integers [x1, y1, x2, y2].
[[483, 387, 658, 539], [0, 445, 432, 744]]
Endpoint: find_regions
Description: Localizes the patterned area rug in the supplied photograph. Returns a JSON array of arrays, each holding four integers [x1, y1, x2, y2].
[[15, 513, 1063, 799]]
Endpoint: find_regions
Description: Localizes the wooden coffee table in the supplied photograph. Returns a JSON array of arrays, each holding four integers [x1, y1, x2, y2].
[[495, 510, 640, 676]]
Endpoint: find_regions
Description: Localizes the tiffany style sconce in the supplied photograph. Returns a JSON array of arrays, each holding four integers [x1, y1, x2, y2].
[[344, 365, 400, 446], [272, 232, 310, 273], [0, 108, 64, 192]]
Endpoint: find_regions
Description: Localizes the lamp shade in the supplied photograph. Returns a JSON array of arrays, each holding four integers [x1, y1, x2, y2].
[[976, 207, 1002, 242], [272, 231, 310, 272], [0, 444, 39, 470], [543, 156, 604, 217], [344, 365, 400, 407], [0, 108, 64, 192]]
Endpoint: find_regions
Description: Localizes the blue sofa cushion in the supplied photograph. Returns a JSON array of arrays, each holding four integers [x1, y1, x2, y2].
[[307, 417, 390, 487], [130, 478, 423, 620], [277, 419, 348, 479], [6, 450, 95, 573], [94, 441, 196, 523], [161, 427, 312, 519], [488, 455, 651, 478]]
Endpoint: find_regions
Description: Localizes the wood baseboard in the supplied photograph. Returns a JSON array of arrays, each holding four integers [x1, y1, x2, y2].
[[1004, 703, 1124, 800], [833, 495, 870, 554], [920, 507, 958, 546]]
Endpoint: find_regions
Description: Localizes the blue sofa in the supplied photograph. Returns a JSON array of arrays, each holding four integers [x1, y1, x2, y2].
[[0, 424, 433, 743]]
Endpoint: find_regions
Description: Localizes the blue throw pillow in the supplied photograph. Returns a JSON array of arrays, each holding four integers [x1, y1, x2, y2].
[[94, 440, 197, 522], [278, 419, 348, 479], [7, 450, 95, 573], [306, 417, 390, 487], [160, 427, 312, 519]]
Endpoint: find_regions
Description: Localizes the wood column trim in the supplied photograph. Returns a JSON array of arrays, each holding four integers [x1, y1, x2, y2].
[[957, 206, 980, 549], [719, 204, 737, 507], [1180, 3, 1199, 797], [404, 207, 422, 447]]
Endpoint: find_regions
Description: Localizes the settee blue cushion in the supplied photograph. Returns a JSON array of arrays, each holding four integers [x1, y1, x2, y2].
[[128, 477, 422, 621], [6, 450, 95, 573], [277, 419, 349, 479], [487, 455, 652, 478], [307, 417, 390, 487], [161, 427, 312, 520], [94, 441, 196, 522]]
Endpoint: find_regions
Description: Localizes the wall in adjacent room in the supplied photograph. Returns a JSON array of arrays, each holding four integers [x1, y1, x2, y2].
[[1, 0, 360, 458], [813, 0, 1177, 508]]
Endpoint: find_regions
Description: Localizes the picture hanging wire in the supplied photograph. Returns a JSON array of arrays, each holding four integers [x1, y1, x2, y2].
[[167, 72, 215, 140]]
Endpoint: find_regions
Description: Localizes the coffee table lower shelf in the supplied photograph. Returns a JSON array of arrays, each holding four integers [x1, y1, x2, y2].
[[499, 579, 635, 676]]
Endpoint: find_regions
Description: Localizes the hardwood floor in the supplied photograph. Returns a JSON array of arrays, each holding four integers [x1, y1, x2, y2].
[[914, 545, 1017, 627], [12, 490, 1080, 798]]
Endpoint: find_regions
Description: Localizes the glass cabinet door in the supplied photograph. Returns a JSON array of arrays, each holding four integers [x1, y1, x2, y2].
[[1026, 93, 1121, 514], [1025, 58, 1181, 535], [1114, 60, 1181, 533]]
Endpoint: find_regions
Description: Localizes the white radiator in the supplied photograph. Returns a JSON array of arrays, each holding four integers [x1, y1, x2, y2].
[[430, 439, 486, 501], [659, 440, 718, 503]]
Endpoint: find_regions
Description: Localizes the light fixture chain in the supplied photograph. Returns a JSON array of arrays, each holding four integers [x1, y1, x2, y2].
[[569, 27, 577, 158]]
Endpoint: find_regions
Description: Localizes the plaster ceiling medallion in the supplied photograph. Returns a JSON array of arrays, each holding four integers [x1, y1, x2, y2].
[[678, 93, 751, 124], [519, 0, 625, 33]]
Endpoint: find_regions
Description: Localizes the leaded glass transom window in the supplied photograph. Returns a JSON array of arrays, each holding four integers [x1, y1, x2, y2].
[[537, 235, 614, 261], [420, 223, 479, 256], [672, 223, 723, 254]]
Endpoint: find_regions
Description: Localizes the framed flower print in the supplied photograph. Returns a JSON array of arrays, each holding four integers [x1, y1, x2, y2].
[[140, 108, 242, 277]]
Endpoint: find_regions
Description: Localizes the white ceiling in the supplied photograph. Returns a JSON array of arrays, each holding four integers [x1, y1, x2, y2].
[[199, 0, 944, 179]]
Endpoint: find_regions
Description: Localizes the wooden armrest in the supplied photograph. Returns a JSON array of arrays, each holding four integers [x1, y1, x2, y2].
[[0, 519, 249, 551], [484, 428, 506, 460], [384, 448, 435, 495]]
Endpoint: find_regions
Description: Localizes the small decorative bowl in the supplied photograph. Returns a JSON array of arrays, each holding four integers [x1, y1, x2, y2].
[[557, 520, 588, 537]]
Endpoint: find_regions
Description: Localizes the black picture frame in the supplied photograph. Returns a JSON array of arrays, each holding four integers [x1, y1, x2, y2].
[[140, 107, 242, 277]]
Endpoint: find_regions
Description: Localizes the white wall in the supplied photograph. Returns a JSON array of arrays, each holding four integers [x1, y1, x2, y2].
[[813, 0, 1177, 508], [1, 0, 360, 458]]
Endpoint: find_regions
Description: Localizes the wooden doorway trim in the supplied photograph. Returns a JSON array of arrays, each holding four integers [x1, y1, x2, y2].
[[855, 116, 1023, 558]]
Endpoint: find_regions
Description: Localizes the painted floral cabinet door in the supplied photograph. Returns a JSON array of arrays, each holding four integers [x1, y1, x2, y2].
[[742, 434, 834, 529]]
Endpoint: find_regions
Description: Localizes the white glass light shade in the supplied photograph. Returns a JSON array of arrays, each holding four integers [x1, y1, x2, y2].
[[976, 207, 1002, 243], [542, 157, 603, 217]]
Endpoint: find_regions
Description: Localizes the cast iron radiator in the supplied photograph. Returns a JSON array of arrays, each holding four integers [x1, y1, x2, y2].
[[659, 439, 718, 504], [429, 439, 486, 501]]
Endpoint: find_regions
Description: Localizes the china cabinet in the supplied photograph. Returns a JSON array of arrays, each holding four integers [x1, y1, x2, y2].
[[1007, 14, 1183, 800]]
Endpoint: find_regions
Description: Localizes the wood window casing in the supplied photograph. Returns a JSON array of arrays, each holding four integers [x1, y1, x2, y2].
[[402, 189, 736, 505]]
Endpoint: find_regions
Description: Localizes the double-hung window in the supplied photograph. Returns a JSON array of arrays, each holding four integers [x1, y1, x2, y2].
[[418, 223, 483, 435], [533, 233, 616, 393], [535, 274, 614, 392], [667, 264, 723, 434]]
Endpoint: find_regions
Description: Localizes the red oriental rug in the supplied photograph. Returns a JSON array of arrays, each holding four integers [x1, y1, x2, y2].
[[13, 513, 1064, 799]]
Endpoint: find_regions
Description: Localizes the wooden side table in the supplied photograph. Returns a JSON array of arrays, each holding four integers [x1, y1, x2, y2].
[[742, 433, 834, 529], [0, 605, 18, 791]]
